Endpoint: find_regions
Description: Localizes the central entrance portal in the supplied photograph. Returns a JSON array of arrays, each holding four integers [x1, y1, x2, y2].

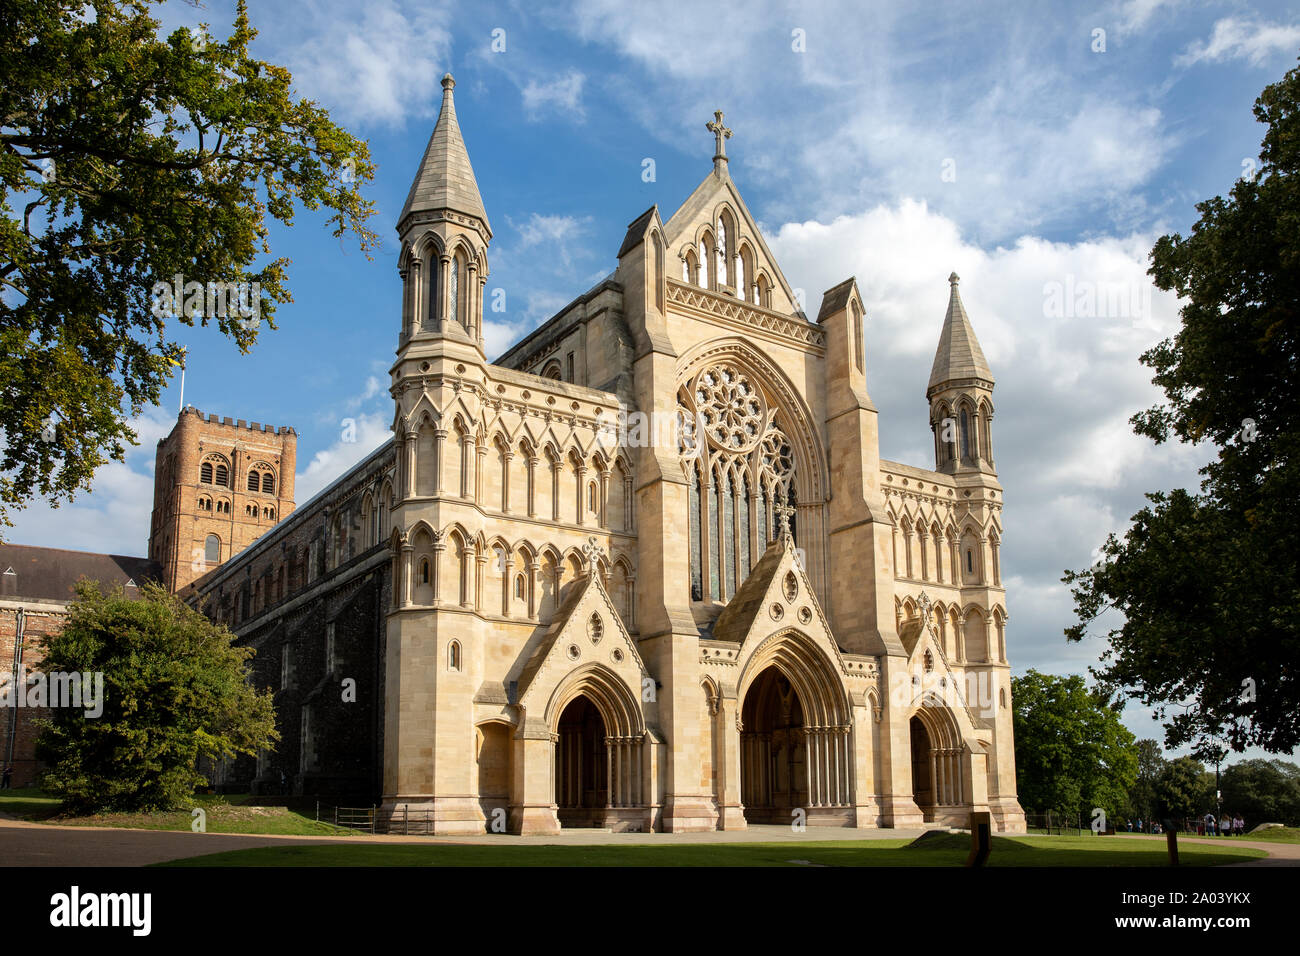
[[739, 667, 807, 824], [555, 695, 607, 828]]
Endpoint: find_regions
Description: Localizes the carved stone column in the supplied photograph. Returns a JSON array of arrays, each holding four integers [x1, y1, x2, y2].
[[433, 428, 447, 494], [527, 456, 539, 517], [501, 554, 513, 617], [440, 254, 452, 329], [575, 464, 588, 526], [475, 441, 487, 503], [431, 533, 445, 606], [527, 560, 539, 619], [598, 467, 610, 529], [400, 539, 414, 608], [502, 450, 514, 514], [404, 429, 418, 499]]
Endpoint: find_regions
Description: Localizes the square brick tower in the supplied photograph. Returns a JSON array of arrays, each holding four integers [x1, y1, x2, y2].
[[149, 407, 297, 592]]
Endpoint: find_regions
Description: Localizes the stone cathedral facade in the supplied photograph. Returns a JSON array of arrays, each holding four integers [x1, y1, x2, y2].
[[178, 75, 1024, 834]]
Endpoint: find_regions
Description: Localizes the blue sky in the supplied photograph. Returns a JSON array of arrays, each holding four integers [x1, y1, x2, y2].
[[10, 0, 1300, 764]]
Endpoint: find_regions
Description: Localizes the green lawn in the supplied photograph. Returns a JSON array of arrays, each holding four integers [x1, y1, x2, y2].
[[0, 786, 61, 820], [0, 789, 348, 836], [158, 832, 1267, 867], [1244, 826, 1300, 843]]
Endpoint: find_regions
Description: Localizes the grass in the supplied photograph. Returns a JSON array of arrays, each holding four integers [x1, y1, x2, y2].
[[0, 786, 61, 820], [157, 832, 1267, 867], [1244, 825, 1300, 843], [0, 789, 348, 836]]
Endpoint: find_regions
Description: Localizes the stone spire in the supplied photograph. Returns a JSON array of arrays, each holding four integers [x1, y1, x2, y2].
[[928, 272, 992, 395], [398, 74, 491, 236]]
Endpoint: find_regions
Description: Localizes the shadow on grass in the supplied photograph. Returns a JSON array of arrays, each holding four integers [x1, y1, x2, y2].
[[156, 834, 1267, 868]]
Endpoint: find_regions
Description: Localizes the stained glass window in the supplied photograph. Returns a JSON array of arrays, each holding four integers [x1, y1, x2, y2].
[[689, 466, 703, 601]]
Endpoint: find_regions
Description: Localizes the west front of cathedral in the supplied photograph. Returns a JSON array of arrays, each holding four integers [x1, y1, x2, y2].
[[163, 76, 1025, 834]]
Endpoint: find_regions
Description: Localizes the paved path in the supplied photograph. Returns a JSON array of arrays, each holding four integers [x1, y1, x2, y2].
[[1, 816, 1294, 866], [1111, 831, 1300, 867]]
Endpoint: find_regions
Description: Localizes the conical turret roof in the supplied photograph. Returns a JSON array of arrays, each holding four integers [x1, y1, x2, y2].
[[398, 74, 490, 235], [928, 272, 992, 392]]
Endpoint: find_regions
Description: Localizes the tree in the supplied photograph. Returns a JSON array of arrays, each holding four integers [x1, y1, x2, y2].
[[1126, 738, 1167, 822], [34, 580, 277, 811], [1063, 59, 1300, 754], [1012, 670, 1138, 823], [0, 0, 377, 529], [1154, 757, 1213, 824], [1221, 759, 1300, 826]]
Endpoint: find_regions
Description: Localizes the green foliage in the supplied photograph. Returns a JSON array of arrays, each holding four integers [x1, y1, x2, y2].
[[33, 580, 277, 812], [1154, 757, 1213, 820], [1221, 759, 1300, 826], [0, 0, 377, 529], [1063, 59, 1300, 753], [1125, 738, 1167, 821], [1012, 670, 1138, 822]]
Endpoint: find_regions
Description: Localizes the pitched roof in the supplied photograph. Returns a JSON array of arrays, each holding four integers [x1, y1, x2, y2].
[[816, 277, 858, 324], [928, 272, 993, 392], [0, 543, 161, 603], [616, 205, 658, 258], [712, 537, 788, 644], [398, 74, 490, 234]]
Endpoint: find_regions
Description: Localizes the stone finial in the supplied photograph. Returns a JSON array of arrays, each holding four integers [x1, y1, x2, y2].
[[441, 73, 455, 92], [774, 499, 795, 542], [948, 272, 960, 286], [918, 591, 936, 635], [581, 536, 606, 573], [707, 109, 732, 175]]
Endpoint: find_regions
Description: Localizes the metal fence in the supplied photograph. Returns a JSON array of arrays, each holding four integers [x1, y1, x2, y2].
[[315, 803, 441, 835], [1023, 811, 1086, 835]]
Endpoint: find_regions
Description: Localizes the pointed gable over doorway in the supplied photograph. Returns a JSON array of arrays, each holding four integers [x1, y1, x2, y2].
[[516, 545, 652, 731], [713, 532, 849, 677]]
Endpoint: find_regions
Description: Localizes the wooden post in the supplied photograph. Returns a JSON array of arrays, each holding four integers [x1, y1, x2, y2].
[[966, 810, 992, 867], [1163, 818, 1179, 866]]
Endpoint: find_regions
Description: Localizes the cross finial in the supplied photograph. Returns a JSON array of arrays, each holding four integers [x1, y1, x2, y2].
[[706, 109, 732, 175], [774, 499, 795, 541], [581, 536, 606, 574]]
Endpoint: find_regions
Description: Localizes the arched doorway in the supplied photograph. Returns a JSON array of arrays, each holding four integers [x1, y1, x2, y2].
[[910, 716, 933, 811], [909, 705, 967, 823], [740, 666, 807, 823], [555, 695, 607, 828]]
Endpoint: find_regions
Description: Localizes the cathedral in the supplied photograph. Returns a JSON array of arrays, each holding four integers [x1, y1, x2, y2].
[[159, 75, 1024, 834]]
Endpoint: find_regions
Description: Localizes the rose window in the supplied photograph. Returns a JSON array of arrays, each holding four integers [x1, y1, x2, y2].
[[694, 365, 763, 451], [761, 426, 794, 486]]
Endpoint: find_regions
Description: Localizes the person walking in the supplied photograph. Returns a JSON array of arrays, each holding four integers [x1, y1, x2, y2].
[[0, 765, 11, 789]]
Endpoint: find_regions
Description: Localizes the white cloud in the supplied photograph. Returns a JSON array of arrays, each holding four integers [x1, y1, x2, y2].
[[1115, 0, 1183, 38], [265, 0, 453, 128], [4, 407, 177, 556], [521, 71, 586, 121], [562, 0, 1176, 240], [1175, 17, 1300, 68], [767, 198, 1210, 694], [295, 411, 391, 503], [483, 319, 526, 361], [511, 213, 593, 272]]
